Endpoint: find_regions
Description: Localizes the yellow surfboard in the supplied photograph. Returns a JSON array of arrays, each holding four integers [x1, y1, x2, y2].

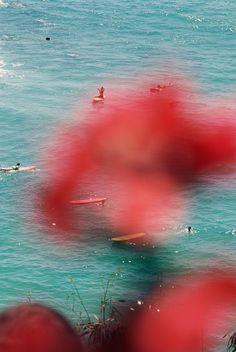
[[111, 232, 146, 242], [92, 95, 106, 103]]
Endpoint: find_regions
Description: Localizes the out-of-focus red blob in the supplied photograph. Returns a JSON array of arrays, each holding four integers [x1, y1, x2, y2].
[[40, 84, 236, 234], [0, 303, 82, 352], [131, 273, 236, 352]]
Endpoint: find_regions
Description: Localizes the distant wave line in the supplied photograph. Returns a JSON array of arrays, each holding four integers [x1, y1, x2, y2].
[[0, 0, 8, 8]]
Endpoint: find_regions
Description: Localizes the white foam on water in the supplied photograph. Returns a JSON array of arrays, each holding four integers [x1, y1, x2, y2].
[[0, 59, 9, 77], [0, 0, 8, 8]]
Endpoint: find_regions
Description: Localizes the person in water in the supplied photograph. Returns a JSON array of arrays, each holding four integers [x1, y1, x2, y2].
[[150, 84, 168, 93], [97, 86, 105, 98], [12, 163, 20, 170], [187, 226, 192, 233]]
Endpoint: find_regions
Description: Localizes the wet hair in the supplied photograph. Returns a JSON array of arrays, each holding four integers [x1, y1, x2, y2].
[[46, 37, 50, 41], [16, 163, 20, 166], [0, 303, 82, 352]]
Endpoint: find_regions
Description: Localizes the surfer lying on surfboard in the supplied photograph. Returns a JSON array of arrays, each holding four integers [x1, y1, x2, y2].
[[150, 84, 167, 93], [0, 164, 38, 172], [0, 163, 21, 171]]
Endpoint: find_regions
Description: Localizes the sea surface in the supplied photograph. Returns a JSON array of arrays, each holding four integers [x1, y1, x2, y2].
[[0, 0, 236, 350]]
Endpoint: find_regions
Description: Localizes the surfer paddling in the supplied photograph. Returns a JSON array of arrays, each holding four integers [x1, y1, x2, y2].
[[0, 163, 21, 172], [150, 84, 167, 93]]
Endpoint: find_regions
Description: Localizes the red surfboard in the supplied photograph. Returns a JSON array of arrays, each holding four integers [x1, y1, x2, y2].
[[70, 197, 107, 205]]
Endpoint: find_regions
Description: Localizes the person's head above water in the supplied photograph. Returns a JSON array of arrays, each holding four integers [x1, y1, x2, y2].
[[187, 226, 192, 232], [16, 163, 20, 166]]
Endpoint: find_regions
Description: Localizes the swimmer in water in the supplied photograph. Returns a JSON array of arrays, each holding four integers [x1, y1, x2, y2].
[[187, 226, 192, 233], [97, 86, 105, 98], [150, 84, 167, 93]]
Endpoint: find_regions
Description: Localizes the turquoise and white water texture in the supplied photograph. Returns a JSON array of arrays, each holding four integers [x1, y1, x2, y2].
[[0, 0, 236, 349]]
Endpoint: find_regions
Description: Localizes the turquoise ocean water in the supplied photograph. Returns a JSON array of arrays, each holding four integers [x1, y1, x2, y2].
[[0, 0, 236, 349]]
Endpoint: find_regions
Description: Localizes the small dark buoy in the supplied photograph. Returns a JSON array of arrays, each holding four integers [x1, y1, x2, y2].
[[46, 37, 50, 41]]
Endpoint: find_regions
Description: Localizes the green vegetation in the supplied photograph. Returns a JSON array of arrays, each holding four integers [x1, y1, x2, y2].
[[226, 332, 236, 352], [66, 269, 125, 346]]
